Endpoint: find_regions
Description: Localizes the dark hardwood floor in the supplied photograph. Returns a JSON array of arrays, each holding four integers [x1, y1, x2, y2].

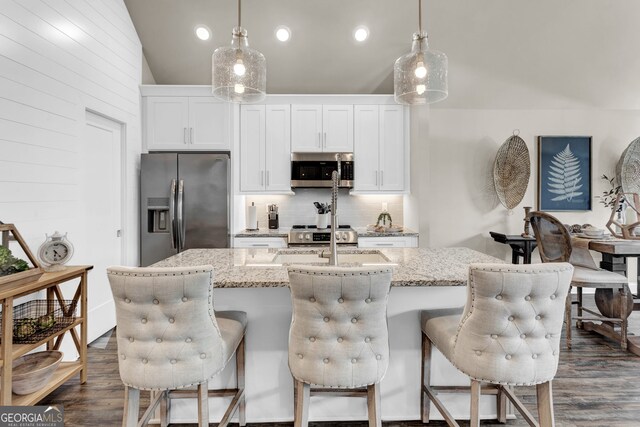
[[41, 301, 640, 427]]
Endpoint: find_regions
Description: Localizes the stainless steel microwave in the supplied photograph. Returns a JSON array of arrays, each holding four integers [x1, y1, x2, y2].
[[290, 153, 354, 188]]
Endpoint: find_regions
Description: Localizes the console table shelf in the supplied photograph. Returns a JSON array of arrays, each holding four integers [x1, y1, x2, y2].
[[0, 265, 92, 405]]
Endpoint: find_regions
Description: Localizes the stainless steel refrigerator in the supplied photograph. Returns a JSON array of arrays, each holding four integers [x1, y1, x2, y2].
[[140, 153, 229, 266]]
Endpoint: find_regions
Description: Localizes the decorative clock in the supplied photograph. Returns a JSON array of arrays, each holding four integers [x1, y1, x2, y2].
[[37, 231, 74, 272]]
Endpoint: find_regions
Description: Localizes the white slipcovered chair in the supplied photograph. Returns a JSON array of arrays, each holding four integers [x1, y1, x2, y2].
[[107, 265, 246, 427], [287, 266, 393, 427], [421, 263, 573, 427]]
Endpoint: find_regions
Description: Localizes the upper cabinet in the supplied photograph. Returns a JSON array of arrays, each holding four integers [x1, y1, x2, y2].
[[144, 96, 230, 151], [291, 105, 353, 152], [354, 104, 406, 192], [240, 105, 291, 193]]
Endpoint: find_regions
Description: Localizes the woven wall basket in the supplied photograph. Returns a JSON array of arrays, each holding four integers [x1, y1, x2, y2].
[[616, 136, 640, 194], [493, 134, 531, 209]]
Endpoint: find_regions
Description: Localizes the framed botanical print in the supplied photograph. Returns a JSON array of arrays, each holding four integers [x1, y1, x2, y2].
[[537, 136, 592, 211]]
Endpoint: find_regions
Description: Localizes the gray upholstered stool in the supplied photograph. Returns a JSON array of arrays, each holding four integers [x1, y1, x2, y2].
[[107, 265, 246, 427], [287, 266, 393, 427], [530, 211, 630, 349], [421, 263, 573, 427]]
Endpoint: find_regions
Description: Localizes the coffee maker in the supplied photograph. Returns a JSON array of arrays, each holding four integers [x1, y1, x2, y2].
[[268, 204, 279, 229]]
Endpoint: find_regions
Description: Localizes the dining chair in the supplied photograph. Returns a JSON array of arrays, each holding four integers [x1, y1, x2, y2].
[[107, 265, 246, 427], [529, 211, 629, 349], [287, 265, 393, 427], [421, 262, 573, 427]]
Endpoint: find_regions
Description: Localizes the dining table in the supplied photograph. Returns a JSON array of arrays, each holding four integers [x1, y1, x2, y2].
[[490, 230, 640, 356]]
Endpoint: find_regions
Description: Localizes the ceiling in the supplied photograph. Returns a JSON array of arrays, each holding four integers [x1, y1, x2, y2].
[[124, 0, 640, 109]]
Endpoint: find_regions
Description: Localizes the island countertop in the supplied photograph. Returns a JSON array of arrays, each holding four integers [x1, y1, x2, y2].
[[152, 247, 502, 288]]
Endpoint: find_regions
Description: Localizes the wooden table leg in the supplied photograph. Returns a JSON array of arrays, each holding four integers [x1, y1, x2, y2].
[[620, 285, 628, 350], [80, 271, 88, 384], [1, 297, 13, 405]]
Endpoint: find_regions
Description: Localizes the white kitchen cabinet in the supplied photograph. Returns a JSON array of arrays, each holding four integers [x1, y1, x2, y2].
[[234, 237, 288, 248], [354, 104, 405, 192], [240, 104, 291, 192], [358, 235, 418, 248], [144, 96, 230, 151], [291, 105, 353, 152]]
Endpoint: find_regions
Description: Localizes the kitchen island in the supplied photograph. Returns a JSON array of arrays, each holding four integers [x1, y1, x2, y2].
[[152, 247, 503, 423]]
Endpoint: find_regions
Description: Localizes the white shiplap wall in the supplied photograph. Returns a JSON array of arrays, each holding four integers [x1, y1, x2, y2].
[[0, 0, 142, 269]]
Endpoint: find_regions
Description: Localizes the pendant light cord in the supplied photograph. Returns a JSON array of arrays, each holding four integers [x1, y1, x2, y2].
[[238, 0, 242, 28], [419, 0, 423, 35]]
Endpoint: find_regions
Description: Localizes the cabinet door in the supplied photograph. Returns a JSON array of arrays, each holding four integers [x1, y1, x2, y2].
[[291, 105, 322, 152], [353, 105, 380, 191], [188, 98, 230, 149], [379, 105, 405, 191], [265, 105, 292, 191], [234, 237, 288, 248], [323, 105, 353, 152], [145, 97, 189, 150], [240, 105, 266, 192]]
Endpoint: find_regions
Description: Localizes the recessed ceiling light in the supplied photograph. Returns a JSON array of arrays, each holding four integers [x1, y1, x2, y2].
[[275, 26, 291, 42], [353, 26, 369, 42], [194, 25, 211, 41]]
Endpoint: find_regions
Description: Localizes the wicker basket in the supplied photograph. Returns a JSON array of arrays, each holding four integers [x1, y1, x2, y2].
[[494, 134, 531, 210], [1, 300, 76, 344], [12, 350, 63, 395]]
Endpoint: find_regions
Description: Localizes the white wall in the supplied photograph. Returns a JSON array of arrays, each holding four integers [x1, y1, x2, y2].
[[0, 0, 142, 306], [411, 108, 640, 263]]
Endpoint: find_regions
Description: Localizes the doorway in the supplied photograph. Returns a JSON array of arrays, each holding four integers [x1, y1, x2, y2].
[[82, 110, 124, 342]]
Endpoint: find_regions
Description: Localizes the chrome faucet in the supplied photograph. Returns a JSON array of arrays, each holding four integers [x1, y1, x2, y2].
[[320, 154, 341, 265], [328, 154, 341, 265]]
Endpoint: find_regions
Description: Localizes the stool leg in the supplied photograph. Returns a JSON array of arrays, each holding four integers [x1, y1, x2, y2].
[[496, 386, 507, 423], [122, 386, 140, 427], [294, 379, 309, 427], [236, 336, 246, 426], [565, 287, 572, 349], [160, 390, 170, 427], [576, 287, 583, 329], [421, 331, 432, 422], [197, 381, 209, 427], [367, 383, 382, 427], [536, 381, 555, 427], [470, 380, 481, 427]]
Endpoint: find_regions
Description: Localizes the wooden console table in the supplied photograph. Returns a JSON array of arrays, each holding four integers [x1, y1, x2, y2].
[[489, 232, 537, 264], [0, 265, 92, 405]]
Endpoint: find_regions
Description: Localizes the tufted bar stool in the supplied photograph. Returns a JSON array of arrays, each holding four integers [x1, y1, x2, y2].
[[107, 265, 246, 427], [421, 263, 573, 427], [287, 266, 393, 427]]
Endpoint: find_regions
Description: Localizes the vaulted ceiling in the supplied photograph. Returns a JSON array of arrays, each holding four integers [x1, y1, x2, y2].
[[124, 0, 640, 109]]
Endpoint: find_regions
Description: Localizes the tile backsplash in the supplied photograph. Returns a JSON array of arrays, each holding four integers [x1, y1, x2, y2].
[[245, 189, 403, 229]]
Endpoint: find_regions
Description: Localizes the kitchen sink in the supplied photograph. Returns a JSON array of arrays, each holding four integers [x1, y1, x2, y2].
[[272, 250, 392, 265]]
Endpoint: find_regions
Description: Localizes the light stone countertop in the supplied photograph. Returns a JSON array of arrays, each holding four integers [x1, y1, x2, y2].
[[354, 227, 419, 237], [152, 247, 502, 288], [234, 228, 290, 238]]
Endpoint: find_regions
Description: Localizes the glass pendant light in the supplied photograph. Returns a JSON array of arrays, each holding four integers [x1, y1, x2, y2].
[[394, 0, 448, 105], [212, 0, 266, 103]]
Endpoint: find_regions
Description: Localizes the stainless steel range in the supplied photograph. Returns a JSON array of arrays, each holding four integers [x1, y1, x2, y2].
[[288, 225, 358, 247]]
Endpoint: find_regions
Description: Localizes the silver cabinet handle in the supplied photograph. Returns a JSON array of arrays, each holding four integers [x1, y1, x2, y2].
[[380, 170, 384, 187], [251, 243, 269, 247], [324, 132, 327, 148], [266, 170, 270, 187], [190, 128, 194, 144], [375, 243, 394, 247], [261, 170, 264, 186], [183, 128, 187, 144], [318, 132, 321, 148], [375, 171, 378, 186]]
